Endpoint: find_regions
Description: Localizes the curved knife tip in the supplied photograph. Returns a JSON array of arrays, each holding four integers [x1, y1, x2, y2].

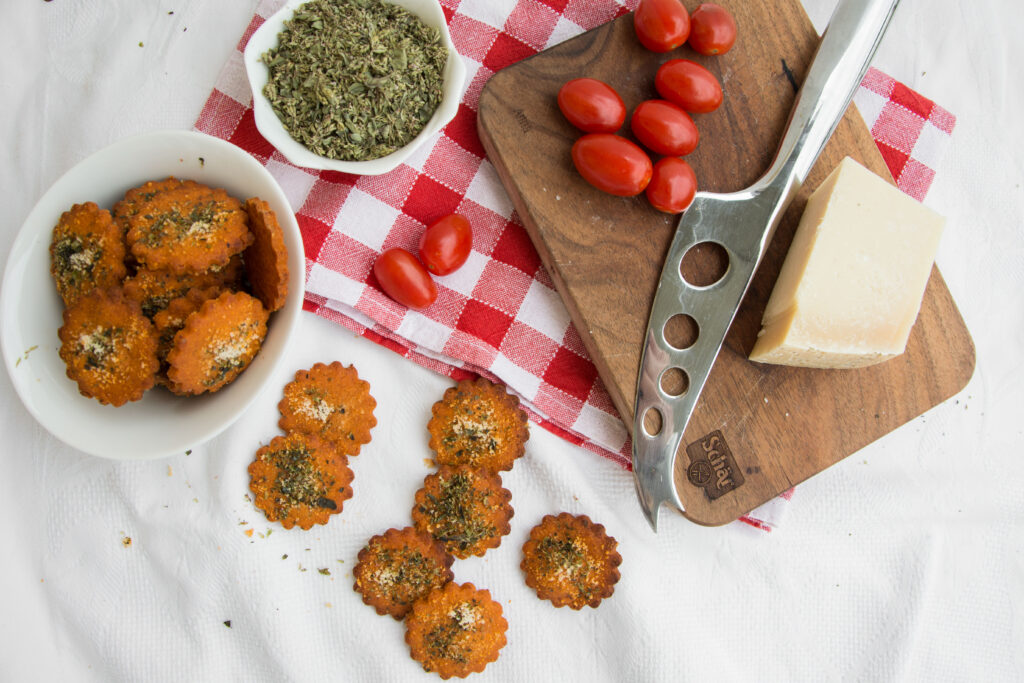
[[644, 507, 661, 533], [635, 485, 663, 532]]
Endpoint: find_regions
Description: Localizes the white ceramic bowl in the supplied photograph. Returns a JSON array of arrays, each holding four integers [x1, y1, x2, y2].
[[243, 0, 466, 175], [0, 130, 305, 460]]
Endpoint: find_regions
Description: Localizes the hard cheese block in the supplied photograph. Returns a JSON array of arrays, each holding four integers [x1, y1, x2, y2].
[[749, 156, 945, 368]]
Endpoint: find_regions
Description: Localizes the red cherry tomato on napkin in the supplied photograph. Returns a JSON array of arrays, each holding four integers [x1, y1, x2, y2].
[[634, 0, 690, 53], [655, 59, 723, 113], [630, 99, 699, 156], [557, 78, 627, 134], [646, 157, 697, 214], [373, 248, 437, 309], [571, 134, 653, 197], [688, 3, 737, 56], [419, 213, 472, 276]]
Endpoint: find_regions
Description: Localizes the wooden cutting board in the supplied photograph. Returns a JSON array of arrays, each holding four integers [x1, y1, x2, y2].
[[477, 1, 975, 525]]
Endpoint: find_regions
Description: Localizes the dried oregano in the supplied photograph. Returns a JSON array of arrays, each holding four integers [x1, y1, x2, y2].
[[261, 0, 448, 161]]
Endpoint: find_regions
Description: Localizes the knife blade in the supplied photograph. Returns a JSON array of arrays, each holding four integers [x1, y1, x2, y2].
[[631, 0, 901, 531]]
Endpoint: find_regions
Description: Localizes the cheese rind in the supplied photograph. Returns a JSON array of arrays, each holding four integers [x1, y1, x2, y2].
[[749, 157, 944, 369]]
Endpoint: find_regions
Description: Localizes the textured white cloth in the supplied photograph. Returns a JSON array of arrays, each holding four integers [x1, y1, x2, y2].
[[1, 1, 1022, 681]]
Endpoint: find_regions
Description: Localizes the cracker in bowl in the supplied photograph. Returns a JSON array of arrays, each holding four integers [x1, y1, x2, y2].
[[57, 287, 158, 406]]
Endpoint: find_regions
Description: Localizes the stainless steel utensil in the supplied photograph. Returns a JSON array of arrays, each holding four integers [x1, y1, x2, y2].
[[631, 0, 901, 531]]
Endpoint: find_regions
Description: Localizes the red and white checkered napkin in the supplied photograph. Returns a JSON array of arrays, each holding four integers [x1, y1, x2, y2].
[[196, 1, 954, 531]]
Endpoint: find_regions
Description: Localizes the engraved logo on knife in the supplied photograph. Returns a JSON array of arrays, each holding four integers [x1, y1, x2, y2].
[[685, 430, 744, 500]]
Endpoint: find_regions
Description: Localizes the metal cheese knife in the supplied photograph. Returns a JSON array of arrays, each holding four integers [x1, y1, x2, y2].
[[632, 0, 900, 531]]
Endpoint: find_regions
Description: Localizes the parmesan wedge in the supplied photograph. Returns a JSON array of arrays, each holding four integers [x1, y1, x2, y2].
[[749, 157, 944, 369]]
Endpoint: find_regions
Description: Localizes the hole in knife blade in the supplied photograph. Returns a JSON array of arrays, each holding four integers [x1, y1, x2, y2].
[[642, 407, 663, 437], [659, 367, 689, 397], [664, 314, 699, 350], [680, 241, 729, 288]]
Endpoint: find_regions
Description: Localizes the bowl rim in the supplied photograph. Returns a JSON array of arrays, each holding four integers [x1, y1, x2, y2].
[[242, 0, 467, 176], [0, 129, 305, 460]]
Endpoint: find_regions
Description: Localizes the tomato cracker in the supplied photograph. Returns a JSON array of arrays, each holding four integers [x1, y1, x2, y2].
[[113, 177, 188, 237], [248, 432, 354, 530], [50, 202, 127, 308], [278, 362, 377, 456], [405, 582, 508, 679], [124, 178, 252, 273], [427, 378, 529, 472], [520, 513, 622, 610], [151, 286, 221, 369], [165, 291, 268, 395], [412, 465, 513, 559], [353, 527, 455, 620], [123, 263, 240, 319], [243, 197, 289, 312], [57, 287, 159, 406]]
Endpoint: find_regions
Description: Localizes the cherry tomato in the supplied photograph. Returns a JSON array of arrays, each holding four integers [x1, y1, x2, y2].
[[655, 59, 723, 113], [419, 213, 473, 276], [646, 157, 697, 214], [571, 134, 653, 197], [688, 3, 737, 56], [557, 78, 627, 134], [373, 248, 437, 309], [633, 0, 690, 53], [630, 100, 699, 157]]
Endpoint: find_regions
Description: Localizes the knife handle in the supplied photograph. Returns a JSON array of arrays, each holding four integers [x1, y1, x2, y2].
[[763, 0, 900, 201]]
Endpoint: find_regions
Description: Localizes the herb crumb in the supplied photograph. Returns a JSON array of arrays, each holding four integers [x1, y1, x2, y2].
[[282, 554, 288, 560], [259, 0, 447, 161], [223, 620, 232, 628], [318, 567, 331, 576]]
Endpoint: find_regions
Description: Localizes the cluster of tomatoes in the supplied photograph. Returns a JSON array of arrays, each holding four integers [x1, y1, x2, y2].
[[560, 1, 737, 213], [373, 214, 472, 310]]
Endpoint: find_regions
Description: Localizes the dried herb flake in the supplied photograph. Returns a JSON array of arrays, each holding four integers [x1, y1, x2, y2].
[[261, 0, 448, 161]]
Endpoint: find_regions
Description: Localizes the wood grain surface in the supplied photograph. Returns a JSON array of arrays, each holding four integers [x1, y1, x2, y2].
[[477, 1, 975, 525]]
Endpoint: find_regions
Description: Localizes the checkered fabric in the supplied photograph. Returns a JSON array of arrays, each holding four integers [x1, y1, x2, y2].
[[854, 67, 956, 201], [196, 1, 954, 530]]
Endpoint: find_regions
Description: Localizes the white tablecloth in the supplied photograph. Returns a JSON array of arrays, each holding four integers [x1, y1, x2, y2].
[[2, 1, 1022, 680]]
